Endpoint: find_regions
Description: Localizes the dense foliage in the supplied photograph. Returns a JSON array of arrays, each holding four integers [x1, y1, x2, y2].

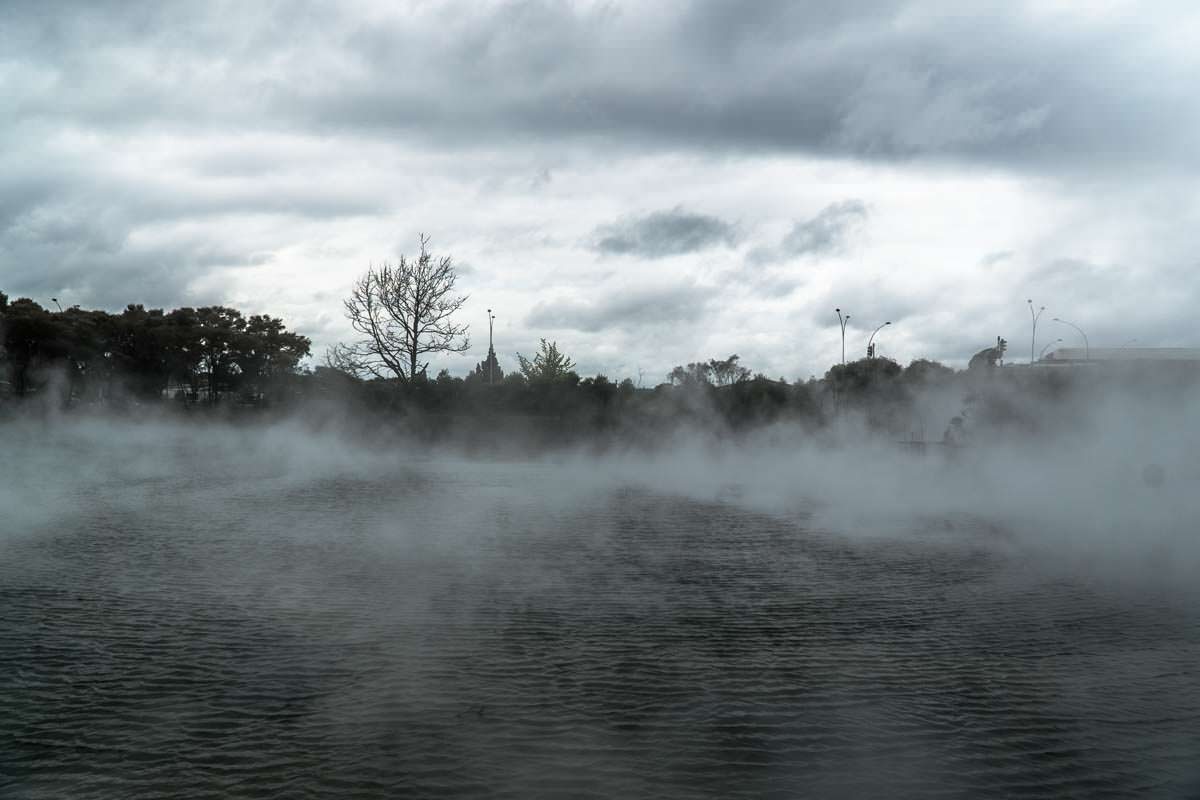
[[0, 291, 959, 438], [0, 295, 310, 406], [9, 288, 1171, 447]]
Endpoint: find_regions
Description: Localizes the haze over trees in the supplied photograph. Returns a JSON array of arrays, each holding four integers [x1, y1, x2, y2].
[[668, 354, 751, 387], [9, 249, 1183, 449], [3, 228, 972, 440], [1, 278, 1102, 445], [2, 284, 972, 442]]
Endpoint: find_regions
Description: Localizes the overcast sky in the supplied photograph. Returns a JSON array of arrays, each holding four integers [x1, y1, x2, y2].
[[4, 0, 1199, 380]]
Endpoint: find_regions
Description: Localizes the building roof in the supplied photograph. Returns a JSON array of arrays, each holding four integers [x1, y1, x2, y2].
[[1043, 347, 1200, 362]]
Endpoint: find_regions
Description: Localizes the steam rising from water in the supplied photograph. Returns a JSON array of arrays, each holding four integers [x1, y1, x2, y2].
[[5, 376, 1200, 590], [2, 376, 1198, 796]]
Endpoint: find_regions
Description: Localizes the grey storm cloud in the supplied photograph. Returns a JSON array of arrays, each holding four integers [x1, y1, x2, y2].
[[289, 2, 1197, 170], [591, 208, 740, 259], [779, 201, 868, 258], [4, 1, 1199, 169], [526, 284, 716, 333], [748, 200, 868, 266], [0, 156, 376, 308], [4, 0, 1200, 377], [0, 214, 264, 311]]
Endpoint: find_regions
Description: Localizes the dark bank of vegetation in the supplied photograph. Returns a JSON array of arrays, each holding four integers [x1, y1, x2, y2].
[[0, 287, 1106, 448], [0, 286, 963, 444], [5, 236, 1196, 448], [0, 291, 311, 407]]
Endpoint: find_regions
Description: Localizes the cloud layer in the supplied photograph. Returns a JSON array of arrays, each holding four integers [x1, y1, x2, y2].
[[526, 282, 716, 333], [8, 1, 1198, 167], [3, 1, 1200, 379]]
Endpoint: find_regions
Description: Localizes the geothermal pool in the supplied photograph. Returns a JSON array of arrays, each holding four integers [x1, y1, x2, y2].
[[2, 429, 1198, 798]]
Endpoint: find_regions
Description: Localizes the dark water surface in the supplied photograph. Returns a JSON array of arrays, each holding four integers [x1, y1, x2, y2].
[[2, 454, 1199, 798]]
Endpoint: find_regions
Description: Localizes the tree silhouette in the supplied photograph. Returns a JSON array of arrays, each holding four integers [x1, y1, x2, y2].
[[517, 339, 576, 382], [708, 354, 751, 386], [467, 351, 504, 384], [194, 306, 246, 401], [237, 314, 311, 397], [1, 299, 63, 396], [0, 295, 308, 405], [667, 361, 712, 386], [331, 234, 470, 382]]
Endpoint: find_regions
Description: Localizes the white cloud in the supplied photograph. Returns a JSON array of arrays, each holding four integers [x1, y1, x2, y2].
[[3, 0, 1200, 381]]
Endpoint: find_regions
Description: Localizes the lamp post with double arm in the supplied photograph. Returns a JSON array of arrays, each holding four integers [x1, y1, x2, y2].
[[1028, 299, 1045, 365], [836, 308, 850, 366], [487, 309, 496, 385]]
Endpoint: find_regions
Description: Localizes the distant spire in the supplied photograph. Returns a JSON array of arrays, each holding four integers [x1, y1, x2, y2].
[[487, 309, 497, 384]]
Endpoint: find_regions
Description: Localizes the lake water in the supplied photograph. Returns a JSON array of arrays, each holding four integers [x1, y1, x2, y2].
[[2, 425, 1199, 798]]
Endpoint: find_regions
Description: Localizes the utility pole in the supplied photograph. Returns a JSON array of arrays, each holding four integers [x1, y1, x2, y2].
[[867, 321, 890, 359], [1053, 317, 1089, 362], [1027, 299, 1045, 365], [835, 308, 850, 365], [487, 309, 496, 385]]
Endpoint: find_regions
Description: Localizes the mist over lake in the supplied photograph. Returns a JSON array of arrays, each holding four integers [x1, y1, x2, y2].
[[3, 420, 1198, 798], [8, 0, 1200, 795]]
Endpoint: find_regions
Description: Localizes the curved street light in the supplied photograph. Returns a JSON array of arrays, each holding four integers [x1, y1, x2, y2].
[[1039, 338, 1063, 360], [835, 308, 850, 365], [867, 321, 891, 358], [1052, 317, 1089, 361], [51, 297, 63, 312], [1027, 299, 1046, 365]]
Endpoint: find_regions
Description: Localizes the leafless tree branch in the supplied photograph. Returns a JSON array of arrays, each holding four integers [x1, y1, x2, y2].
[[333, 235, 470, 382]]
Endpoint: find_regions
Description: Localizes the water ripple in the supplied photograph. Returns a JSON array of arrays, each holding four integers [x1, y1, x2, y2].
[[2, 471, 1198, 798]]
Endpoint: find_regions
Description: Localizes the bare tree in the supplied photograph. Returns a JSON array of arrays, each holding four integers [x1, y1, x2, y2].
[[330, 234, 469, 382]]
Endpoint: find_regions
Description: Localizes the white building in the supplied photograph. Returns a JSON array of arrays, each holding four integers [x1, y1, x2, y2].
[[1042, 347, 1200, 364]]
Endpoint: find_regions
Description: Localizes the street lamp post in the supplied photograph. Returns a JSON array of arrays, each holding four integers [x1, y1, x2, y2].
[[1052, 317, 1089, 361], [835, 308, 850, 365], [1027, 299, 1046, 365], [867, 321, 891, 358], [487, 309, 497, 385], [51, 297, 63, 312]]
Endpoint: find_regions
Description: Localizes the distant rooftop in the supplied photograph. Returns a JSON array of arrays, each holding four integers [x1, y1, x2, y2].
[[1043, 347, 1200, 362]]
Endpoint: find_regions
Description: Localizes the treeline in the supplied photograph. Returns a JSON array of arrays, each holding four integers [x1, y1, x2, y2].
[[2, 291, 966, 439], [311, 343, 966, 445], [12, 238, 1195, 445], [0, 292, 311, 406], [299, 237, 968, 442]]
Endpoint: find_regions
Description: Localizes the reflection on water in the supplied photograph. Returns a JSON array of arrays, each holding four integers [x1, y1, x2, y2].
[[2, 458, 1199, 798]]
